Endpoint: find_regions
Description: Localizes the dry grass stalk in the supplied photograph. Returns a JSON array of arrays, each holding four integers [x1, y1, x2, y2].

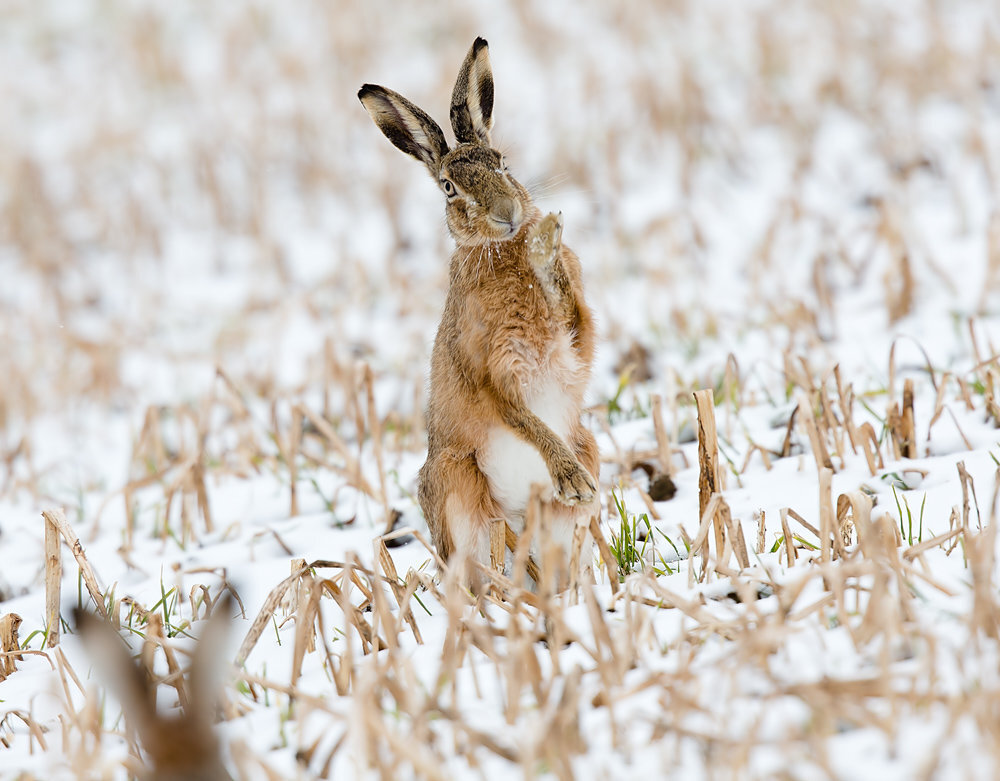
[[796, 392, 834, 472], [967, 522, 999, 640], [984, 369, 1000, 427], [833, 365, 859, 453], [192, 459, 214, 535], [955, 374, 977, 412], [41, 509, 107, 619], [690, 493, 724, 579], [650, 393, 675, 477], [296, 402, 378, 499], [818, 467, 835, 561], [780, 508, 797, 565], [979, 211, 1000, 309], [901, 528, 963, 561], [786, 508, 819, 540], [721, 354, 741, 441], [926, 370, 951, 439], [236, 563, 312, 666], [44, 512, 62, 648], [694, 389, 726, 562], [290, 557, 317, 652], [590, 515, 620, 594], [754, 509, 767, 554], [818, 390, 846, 465], [857, 422, 884, 475], [883, 229, 915, 323], [0, 613, 23, 680], [290, 405, 302, 517], [567, 516, 590, 601], [779, 403, 799, 458], [956, 460, 981, 532], [511, 489, 544, 591], [842, 493, 874, 546], [503, 522, 541, 586], [901, 378, 916, 456], [145, 612, 188, 710], [721, 502, 751, 569], [291, 578, 323, 688], [853, 509, 911, 648], [323, 563, 387, 656], [887, 378, 917, 459], [835, 494, 856, 549], [490, 518, 505, 576], [373, 537, 423, 645], [0, 709, 49, 753]]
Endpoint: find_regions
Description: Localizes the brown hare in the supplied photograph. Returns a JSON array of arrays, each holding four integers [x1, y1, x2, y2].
[[74, 600, 234, 781], [359, 38, 599, 584]]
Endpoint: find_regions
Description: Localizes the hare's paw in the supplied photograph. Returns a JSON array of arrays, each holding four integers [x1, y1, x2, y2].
[[552, 459, 597, 506], [528, 212, 564, 270]]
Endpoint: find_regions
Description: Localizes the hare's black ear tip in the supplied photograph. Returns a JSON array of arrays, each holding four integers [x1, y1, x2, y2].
[[358, 84, 379, 102], [72, 606, 95, 632], [473, 36, 489, 53]]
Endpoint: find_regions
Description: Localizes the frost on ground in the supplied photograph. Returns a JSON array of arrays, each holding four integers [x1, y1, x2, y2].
[[2, 0, 1000, 779]]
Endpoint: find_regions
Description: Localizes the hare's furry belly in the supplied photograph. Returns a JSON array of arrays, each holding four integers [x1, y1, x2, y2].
[[478, 375, 575, 514]]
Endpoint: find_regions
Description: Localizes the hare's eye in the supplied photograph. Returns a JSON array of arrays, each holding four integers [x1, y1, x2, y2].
[[441, 179, 456, 198]]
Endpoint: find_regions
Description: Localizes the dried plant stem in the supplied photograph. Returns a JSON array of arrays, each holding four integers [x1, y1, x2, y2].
[[44, 512, 62, 647], [41, 509, 107, 619], [797, 393, 834, 472], [694, 389, 725, 564], [0, 614, 23, 680], [589, 516, 619, 593], [819, 467, 834, 562], [780, 508, 797, 565], [651, 393, 674, 477]]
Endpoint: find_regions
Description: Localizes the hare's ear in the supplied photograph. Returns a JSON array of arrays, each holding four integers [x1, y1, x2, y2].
[[73, 608, 157, 733], [451, 37, 494, 146], [358, 84, 449, 176], [186, 594, 234, 722]]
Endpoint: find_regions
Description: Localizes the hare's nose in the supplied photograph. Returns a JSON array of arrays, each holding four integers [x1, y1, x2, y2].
[[492, 197, 522, 228]]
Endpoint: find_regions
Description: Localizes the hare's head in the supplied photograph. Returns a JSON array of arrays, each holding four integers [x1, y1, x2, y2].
[[359, 38, 534, 247]]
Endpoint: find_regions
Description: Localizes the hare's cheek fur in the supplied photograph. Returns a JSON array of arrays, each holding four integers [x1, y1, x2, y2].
[[447, 199, 520, 245]]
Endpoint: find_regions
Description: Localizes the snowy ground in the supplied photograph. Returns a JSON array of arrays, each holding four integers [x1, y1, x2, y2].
[[3, 0, 1000, 778]]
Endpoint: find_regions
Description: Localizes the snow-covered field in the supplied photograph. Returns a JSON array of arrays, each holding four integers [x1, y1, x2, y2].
[[3, 0, 1000, 778]]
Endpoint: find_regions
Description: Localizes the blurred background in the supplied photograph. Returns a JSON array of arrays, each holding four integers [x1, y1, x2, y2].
[[1, 0, 998, 501], [2, 4, 1000, 776]]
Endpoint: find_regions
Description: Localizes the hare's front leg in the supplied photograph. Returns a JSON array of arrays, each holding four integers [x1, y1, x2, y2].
[[527, 212, 573, 319]]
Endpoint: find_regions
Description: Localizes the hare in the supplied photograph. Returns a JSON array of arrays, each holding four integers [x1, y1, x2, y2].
[[359, 37, 599, 583], [73, 600, 234, 781]]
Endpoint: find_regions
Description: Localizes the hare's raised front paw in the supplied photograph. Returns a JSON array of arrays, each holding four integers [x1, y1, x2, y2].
[[528, 212, 563, 270], [552, 460, 597, 506]]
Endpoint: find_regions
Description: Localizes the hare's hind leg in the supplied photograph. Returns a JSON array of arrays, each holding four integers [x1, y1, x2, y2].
[[418, 449, 500, 574]]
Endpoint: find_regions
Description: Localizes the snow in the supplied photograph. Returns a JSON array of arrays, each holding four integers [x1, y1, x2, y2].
[[3, 0, 1000, 778]]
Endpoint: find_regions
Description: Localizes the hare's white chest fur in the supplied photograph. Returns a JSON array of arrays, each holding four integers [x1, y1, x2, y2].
[[479, 332, 578, 516]]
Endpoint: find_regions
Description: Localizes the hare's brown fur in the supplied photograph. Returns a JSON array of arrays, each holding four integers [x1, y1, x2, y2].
[[360, 39, 599, 580]]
